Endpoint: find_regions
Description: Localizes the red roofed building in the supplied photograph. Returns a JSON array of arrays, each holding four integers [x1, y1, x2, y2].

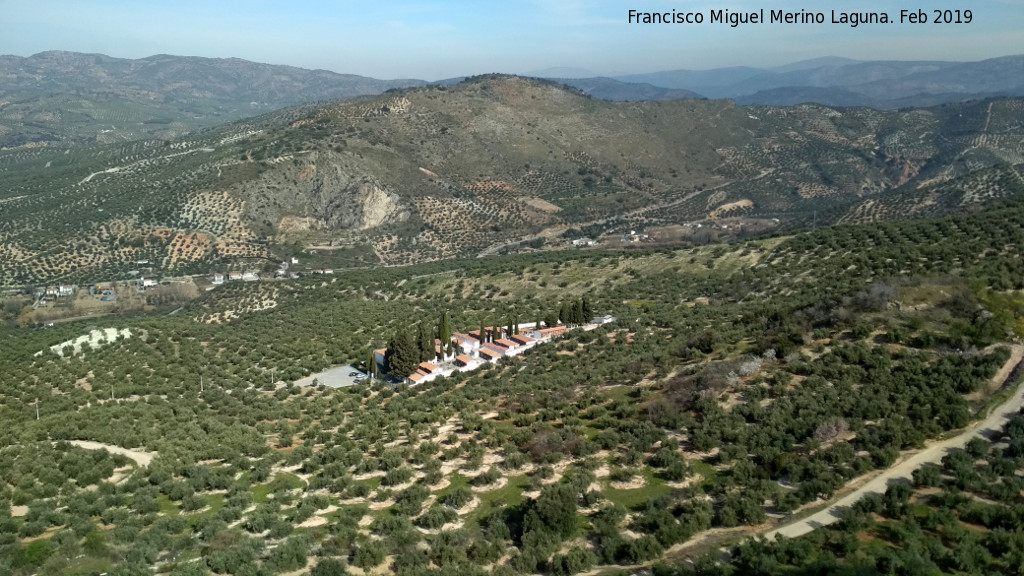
[[491, 338, 524, 356], [529, 325, 568, 341], [479, 347, 502, 363], [510, 334, 535, 348]]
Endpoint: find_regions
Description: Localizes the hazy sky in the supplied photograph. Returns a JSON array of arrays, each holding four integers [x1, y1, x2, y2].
[[1, 0, 1022, 79]]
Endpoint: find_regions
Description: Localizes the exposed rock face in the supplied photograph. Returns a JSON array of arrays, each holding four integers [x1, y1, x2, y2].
[[308, 164, 409, 230], [359, 184, 407, 229], [235, 150, 410, 234]]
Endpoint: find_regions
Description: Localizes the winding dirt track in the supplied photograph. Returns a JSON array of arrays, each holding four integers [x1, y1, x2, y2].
[[65, 440, 156, 467], [766, 344, 1024, 540]]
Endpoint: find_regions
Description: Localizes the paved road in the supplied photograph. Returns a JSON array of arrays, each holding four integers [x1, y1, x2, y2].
[[766, 345, 1024, 540]]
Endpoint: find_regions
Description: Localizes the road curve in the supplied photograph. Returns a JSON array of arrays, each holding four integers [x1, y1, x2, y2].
[[64, 440, 157, 467], [766, 344, 1024, 540]]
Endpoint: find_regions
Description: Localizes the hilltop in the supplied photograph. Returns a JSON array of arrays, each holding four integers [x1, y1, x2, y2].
[[1, 75, 1023, 285]]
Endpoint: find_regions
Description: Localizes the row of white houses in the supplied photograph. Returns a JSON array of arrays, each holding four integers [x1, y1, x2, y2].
[[373, 322, 582, 385]]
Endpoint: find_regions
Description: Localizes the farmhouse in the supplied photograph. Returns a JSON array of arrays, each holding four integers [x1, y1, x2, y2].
[[210, 273, 225, 285], [591, 314, 616, 325]]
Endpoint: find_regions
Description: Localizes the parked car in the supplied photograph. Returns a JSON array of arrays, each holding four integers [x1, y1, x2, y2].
[[349, 371, 360, 377]]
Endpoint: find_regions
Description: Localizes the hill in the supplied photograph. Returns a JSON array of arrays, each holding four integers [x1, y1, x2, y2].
[[1, 75, 1023, 285], [554, 77, 705, 102], [0, 51, 425, 147], [613, 55, 1024, 108]]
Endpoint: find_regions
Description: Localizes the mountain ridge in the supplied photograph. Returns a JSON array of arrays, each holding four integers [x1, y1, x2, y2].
[[2, 75, 1022, 286]]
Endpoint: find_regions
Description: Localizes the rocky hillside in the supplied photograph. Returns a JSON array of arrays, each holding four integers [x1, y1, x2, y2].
[[1, 76, 1023, 285]]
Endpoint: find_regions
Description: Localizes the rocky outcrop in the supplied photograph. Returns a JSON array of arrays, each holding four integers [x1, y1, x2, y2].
[[308, 163, 409, 230]]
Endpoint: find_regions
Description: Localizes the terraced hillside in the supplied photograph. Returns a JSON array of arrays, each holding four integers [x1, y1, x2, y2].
[[2, 76, 1023, 285], [5, 194, 1024, 575]]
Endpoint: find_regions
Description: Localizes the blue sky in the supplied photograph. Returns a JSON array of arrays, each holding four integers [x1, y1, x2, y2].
[[1, 1, 1021, 79]]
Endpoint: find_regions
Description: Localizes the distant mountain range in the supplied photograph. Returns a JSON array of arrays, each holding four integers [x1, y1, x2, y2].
[[0, 51, 425, 146], [2, 51, 1024, 150], [603, 55, 1024, 107]]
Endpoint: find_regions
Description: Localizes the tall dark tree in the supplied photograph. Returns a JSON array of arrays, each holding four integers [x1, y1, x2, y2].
[[439, 311, 451, 347], [545, 311, 559, 328], [570, 299, 584, 325], [386, 329, 419, 378], [479, 318, 487, 345], [366, 350, 376, 377], [559, 303, 569, 325], [418, 323, 435, 362], [582, 296, 593, 322]]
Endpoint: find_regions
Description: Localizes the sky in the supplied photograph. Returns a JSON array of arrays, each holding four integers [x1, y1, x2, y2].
[[1, 0, 1022, 80]]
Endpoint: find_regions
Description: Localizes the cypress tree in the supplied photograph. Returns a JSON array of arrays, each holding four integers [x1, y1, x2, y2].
[[582, 296, 593, 322], [479, 318, 487, 345], [366, 350, 376, 377], [418, 323, 435, 362], [571, 299, 584, 325], [439, 311, 451, 347], [386, 329, 419, 378], [559, 302, 569, 325]]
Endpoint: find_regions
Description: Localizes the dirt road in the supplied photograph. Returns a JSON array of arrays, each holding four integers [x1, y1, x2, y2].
[[65, 440, 157, 467], [766, 344, 1024, 540]]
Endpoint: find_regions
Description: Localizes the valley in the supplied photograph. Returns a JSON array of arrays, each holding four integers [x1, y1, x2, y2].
[[4, 192, 1024, 574], [2, 47, 1024, 576]]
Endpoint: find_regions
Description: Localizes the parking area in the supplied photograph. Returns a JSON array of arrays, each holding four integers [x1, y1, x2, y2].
[[294, 364, 367, 388]]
